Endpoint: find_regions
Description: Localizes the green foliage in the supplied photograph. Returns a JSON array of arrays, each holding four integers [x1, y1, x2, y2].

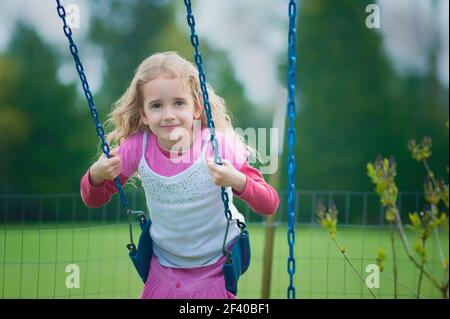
[[366, 125, 449, 298], [414, 240, 427, 262], [408, 137, 432, 162], [0, 23, 92, 193], [408, 211, 441, 243], [409, 212, 422, 230], [384, 207, 397, 223], [439, 213, 449, 232], [367, 156, 398, 217], [376, 248, 386, 273], [316, 198, 338, 240], [442, 183, 449, 208], [424, 177, 441, 206]]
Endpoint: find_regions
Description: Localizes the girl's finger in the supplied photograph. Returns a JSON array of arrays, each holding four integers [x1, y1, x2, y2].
[[207, 158, 216, 168], [208, 157, 224, 166], [109, 156, 121, 164], [110, 148, 119, 156]]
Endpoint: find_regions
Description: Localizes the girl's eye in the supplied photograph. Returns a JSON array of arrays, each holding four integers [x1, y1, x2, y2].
[[175, 100, 185, 106], [151, 103, 162, 109]]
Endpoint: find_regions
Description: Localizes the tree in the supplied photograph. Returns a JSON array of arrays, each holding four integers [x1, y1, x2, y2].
[[0, 23, 92, 193], [282, 0, 449, 192]]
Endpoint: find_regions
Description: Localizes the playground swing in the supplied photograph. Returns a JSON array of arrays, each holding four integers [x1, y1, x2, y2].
[[56, 0, 297, 298]]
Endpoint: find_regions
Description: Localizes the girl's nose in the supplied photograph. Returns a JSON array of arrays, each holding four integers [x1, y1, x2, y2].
[[162, 108, 176, 120]]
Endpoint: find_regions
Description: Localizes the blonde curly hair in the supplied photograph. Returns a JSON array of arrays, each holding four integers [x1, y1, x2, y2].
[[104, 51, 259, 165]]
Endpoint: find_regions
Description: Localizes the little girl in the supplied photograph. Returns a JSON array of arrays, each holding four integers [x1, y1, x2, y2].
[[80, 52, 279, 299]]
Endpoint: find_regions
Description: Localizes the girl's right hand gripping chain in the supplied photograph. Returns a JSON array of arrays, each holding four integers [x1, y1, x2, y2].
[[89, 148, 122, 187]]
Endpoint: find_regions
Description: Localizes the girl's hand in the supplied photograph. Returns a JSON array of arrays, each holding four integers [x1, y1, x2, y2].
[[89, 148, 122, 186], [207, 158, 247, 193]]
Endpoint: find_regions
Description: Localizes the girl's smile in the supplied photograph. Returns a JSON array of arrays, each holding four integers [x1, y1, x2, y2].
[[162, 124, 181, 130]]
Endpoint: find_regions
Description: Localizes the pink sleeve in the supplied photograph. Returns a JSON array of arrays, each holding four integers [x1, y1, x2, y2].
[[80, 170, 129, 208], [118, 132, 143, 177], [232, 162, 280, 216], [80, 132, 141, 208]]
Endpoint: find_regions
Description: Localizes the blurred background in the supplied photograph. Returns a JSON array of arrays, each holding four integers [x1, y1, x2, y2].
[[0, 0, 448, 299]]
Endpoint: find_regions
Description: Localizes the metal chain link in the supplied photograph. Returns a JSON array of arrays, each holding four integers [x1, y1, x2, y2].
[[55, 0, 139, 251], [183, 0, 244, 257], [287, 0, 298, 300]]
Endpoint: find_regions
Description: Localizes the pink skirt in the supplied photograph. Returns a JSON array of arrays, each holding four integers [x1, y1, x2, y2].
[[140, 253, 237, 299]]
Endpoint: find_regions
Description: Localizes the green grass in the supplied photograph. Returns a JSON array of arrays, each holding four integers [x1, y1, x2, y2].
[[0, 223, 447, 299]]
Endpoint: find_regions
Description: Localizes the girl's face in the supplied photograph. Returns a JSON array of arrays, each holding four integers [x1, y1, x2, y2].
[[141, 76, 202, 151]]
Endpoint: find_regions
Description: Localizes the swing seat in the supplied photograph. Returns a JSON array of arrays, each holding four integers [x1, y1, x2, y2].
[[129, 220, 251, 296], [222, 229, 251, 295], [128, 218, 153, 283]]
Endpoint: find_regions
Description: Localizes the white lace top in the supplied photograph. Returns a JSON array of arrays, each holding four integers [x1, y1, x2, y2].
[[138, 130, 245, 268]]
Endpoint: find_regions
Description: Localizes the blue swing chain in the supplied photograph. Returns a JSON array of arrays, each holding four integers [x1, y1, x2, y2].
[[183, 0, 246, 259], [57, 0, 294, 297], [287, 0, 298, 300], [55, 0, 142, 253]]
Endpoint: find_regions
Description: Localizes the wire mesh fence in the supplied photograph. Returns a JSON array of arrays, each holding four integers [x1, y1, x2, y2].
[[0, 190, 447, 299]]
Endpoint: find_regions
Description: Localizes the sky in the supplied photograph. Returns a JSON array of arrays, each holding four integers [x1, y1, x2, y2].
[[378, 0, 449, 86], [0, 0, 448, 111]]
